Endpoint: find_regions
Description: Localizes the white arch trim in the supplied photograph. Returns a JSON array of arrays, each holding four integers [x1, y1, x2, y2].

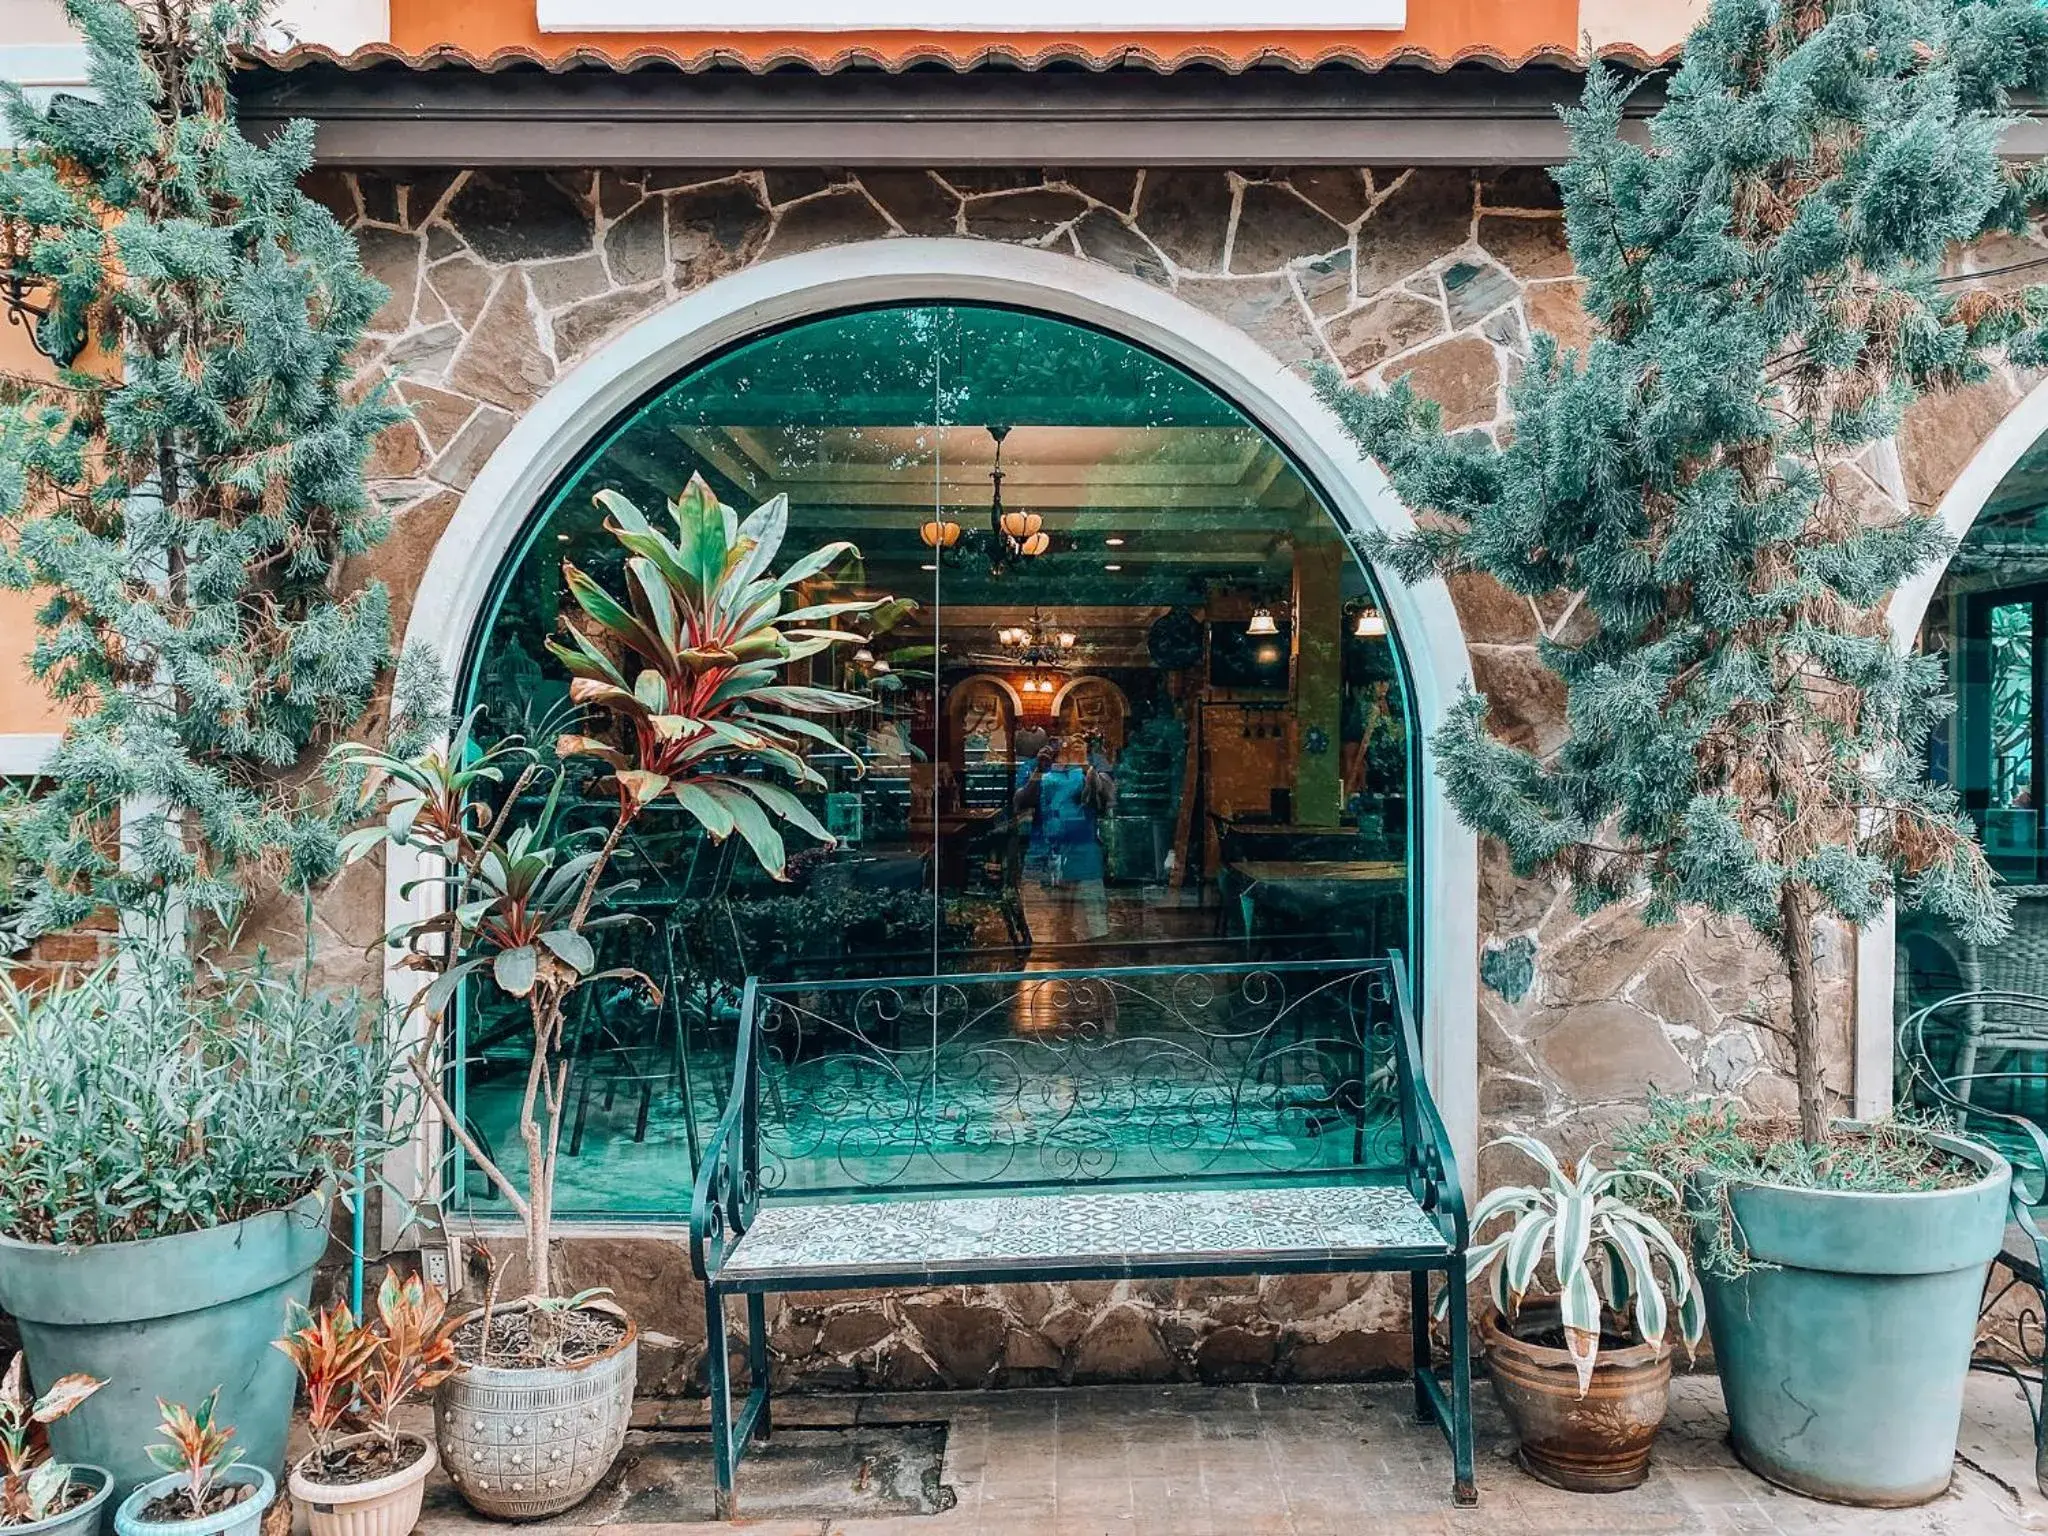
[[390, 237, 1480, 1207], [1853, 376, 2048, 1117]]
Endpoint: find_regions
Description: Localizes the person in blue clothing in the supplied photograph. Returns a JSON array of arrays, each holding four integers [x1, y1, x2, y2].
[[1012, 725, 1115, 942]]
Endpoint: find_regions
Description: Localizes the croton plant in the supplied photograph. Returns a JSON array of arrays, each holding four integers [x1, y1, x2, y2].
[[335, 475, 891, 1310]]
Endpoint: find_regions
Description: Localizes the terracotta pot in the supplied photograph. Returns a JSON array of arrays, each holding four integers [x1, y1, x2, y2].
[[288, 1433, 435, 1536], [1482, 1299, 1672, 1492], [434, 1301, 637, 1521]]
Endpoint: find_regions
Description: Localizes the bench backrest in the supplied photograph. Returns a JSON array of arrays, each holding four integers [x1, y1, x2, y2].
[[731, 956, 1432, 1200]]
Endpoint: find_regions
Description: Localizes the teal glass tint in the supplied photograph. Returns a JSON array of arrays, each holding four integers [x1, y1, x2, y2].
[[456, 303, 1421, 1219], [1896, 432, 2048, 1186]]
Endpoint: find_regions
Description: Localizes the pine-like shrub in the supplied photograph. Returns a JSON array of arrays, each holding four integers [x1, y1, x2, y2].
[[1320, 0, 2048, 1147], [0, 0, 400, 931]]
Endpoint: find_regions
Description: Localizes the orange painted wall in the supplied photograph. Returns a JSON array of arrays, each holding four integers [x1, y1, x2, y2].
[[390, 0, 1579, 67], [0, 321, 69, 740]]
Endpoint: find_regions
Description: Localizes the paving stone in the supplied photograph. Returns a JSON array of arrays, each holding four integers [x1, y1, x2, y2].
[[964, 188, 1088, 243], [1061, 168, 1140, 215], [1071, 209, 1169, 285], [1441, 257, 1519, 327], [861, 170, 960, 236], [1137, 169, 1236, 272], [603, 198, 667, 287], [1357, 168, 1475, 297], [666, 181, 773, 291], [1230, 182, 1346, 273], [446, 169, 593, 263], [758, 188, 891, 262]]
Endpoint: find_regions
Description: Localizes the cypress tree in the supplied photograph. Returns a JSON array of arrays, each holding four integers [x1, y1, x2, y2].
[[1319, 0, 2048, 1147], [0, 0, 399, 931]]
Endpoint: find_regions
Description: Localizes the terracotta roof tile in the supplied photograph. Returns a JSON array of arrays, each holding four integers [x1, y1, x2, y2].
[[248, 38, 1680, 76]]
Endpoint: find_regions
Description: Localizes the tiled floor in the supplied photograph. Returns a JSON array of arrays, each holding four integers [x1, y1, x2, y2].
[[414, 1372, 2048, 1536]]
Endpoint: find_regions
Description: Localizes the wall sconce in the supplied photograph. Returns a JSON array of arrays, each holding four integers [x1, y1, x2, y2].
[[1057, 632, 1077, 650], [853, 647, 875, 665], [1247, 607, 1280, 637], [920, 518, 961, 548], [1353, 607, 1386, 639]]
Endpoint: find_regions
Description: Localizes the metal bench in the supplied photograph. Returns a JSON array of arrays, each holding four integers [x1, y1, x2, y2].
[[1900, 988, 2048, 1492], [687, 955, 1473, 1517]]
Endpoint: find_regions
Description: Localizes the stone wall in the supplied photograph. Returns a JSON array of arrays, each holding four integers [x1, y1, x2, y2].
[[293, 162, 2041, 1392]]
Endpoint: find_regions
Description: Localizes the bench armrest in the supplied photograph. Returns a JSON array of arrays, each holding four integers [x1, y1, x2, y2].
[[690, 976, 762, 1281], [1388, 955, 1467, 1249]]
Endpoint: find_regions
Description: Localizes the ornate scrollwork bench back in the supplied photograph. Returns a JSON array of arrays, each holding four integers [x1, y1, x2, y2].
[[685, 954, 1472, 1517]]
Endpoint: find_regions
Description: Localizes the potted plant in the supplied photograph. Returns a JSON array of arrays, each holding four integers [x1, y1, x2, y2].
[[0, 1357, 110, 1536], [279, 1271, 459, 1536], [0, 946, 410, 1503], [1316, 0, 2041, 1507], [333, 475, 887, 1519], [1462, 1137, 1703, 1492], [112, 1396, 272, 1536]]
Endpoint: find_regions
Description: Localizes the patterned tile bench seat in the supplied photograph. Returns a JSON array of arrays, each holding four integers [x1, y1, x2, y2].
[[688, 956, 1473, 1517]]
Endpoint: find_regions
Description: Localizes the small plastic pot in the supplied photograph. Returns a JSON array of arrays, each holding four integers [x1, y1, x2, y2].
[[289, 1434, 435, 1536], [7, 1466, 114, 1536], [111, 1467, 274, 1536]]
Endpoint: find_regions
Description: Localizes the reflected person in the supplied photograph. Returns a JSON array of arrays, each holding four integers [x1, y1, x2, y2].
[[1012, 726, 1115, 943]]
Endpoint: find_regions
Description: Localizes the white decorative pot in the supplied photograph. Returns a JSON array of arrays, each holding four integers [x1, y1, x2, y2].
[[433, 1306, 637, 1521], [288, 1433, 436, 1536]]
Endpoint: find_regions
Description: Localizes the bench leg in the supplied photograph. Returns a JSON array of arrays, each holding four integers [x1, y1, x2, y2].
[[1446, 1259, 1476, 1506], [1409, 1269, 1433, 1425], [705, 1286, 737, 1520], [747, 1292, 772, 1445]]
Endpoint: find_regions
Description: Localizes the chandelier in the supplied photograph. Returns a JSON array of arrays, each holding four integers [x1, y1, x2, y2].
[[997, 607, 1079, 685], [987, 424, 1049, 570]]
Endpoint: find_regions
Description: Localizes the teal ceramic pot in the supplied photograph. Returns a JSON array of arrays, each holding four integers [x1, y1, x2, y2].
[[1694, 1129, 2010, 1507], [0, 1193, 329, 1504], [15, 1465, 114, 1536], [112, 1467, 274, 1536]]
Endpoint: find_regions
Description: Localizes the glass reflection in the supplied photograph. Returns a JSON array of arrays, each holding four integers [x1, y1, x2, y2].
[[456, 303, 1420, 1218]]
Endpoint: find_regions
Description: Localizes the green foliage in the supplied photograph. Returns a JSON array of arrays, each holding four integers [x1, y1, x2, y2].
[[0, 940, 412, 1245], [1461, 1134, 1703, 1392], [144, 1391, 240, 1520], [0, 0, 400, 931], [549, 474, 883, 878], [1317, 0, 2048, 1142], [1613, 1096, 1976, 1276], [0, 787, 46, 961]]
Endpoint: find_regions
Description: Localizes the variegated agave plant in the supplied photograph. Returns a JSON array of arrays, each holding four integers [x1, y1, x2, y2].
[[1452, 1134, 1705, 1395], [547, 474, 892, 878]]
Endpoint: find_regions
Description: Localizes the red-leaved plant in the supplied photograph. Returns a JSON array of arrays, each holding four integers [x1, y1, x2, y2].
[[276, 1272, 460, 1473], [0, 1356, 101, 1525], [145, 1392, 241, 1519]]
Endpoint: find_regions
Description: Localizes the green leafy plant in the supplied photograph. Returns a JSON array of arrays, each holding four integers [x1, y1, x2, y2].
[[548, 474, 882, 878], [144, 1392, 241, 1520], [1459, 1136, 1704, 1393], [0, 938, 411, 1246], [0, 1355, 102, 1525], [1316, 0, 2048, 1153], [0, 0, 402, 931], [334, 482, 889, 1312], [1613, 1097, 1975, 1278]]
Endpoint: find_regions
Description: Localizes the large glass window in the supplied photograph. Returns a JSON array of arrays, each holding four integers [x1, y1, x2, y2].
[[453, 303, 1421, 1219]]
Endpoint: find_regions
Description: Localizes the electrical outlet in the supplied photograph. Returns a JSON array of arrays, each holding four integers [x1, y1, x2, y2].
[[422, 1246, 450, 1290]]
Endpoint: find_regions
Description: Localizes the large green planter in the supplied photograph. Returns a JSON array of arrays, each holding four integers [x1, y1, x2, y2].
[[1695, 1130, 2009, 1507], [0, 1192, 330, 1505]]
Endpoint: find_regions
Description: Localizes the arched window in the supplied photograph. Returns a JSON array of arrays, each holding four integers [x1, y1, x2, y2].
[[456, 302, 1422, 1217]]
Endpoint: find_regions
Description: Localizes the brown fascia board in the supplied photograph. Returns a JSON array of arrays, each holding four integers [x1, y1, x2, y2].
[[231, 62, 1660, 167]]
